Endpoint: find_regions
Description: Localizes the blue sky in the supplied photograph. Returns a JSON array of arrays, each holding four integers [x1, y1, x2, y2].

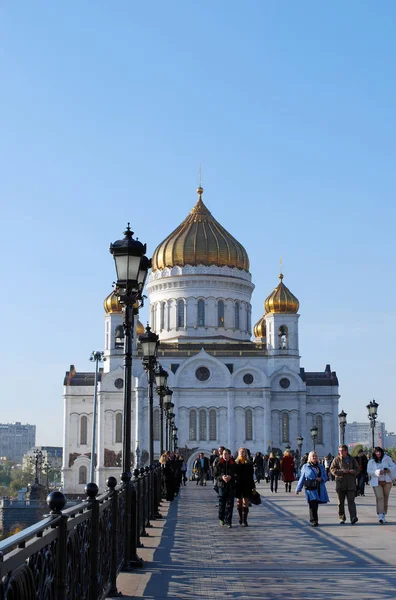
[[1, 1, 395, 447]]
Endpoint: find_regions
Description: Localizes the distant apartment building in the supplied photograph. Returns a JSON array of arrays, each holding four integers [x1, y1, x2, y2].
[[0, 422, 36, 463], [345, 421, 386, 448], [22, 446, 63, 471], [385, 432, 396, 448]]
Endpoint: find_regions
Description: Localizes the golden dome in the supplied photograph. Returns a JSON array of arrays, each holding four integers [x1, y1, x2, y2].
[[136, 320, 145, 335], [264, 274, 299, 314], [104, 291, 123, 314], [151, 187, 250, 272], [253, 316, 266, 339]]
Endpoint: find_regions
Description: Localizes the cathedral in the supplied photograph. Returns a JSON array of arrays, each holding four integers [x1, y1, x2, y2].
[[62, 187, 340, 493]]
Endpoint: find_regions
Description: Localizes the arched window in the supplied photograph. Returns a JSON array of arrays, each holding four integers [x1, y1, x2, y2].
[[197, 300, 205, 327], [114, 325, 124, 348], [245, 409, 253, 441], [80, 416, 88, 445], [235, 302, 240, 329], [160, 302, 166, 330], [153, 409, 160, 441], [247, 306, 251, 334], [218, 300, 225, 327], [199, 409, 207, 440], [282, 413, 289, 443], [115, 413, 122, 443], [315, 415, 323, 445], [278, 325, 288, 349], [209, 409, 217, 441], [189, 410, 197, 441], [79, 465, 87, 485], [177, 300, 185, 328]]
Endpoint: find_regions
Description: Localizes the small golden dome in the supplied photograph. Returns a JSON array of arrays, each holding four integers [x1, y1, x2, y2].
[[264, 274, 299, 314], [151, 187, 250, 272], [104, 291, 123, 314], [136, 320, 145, 335], [253, 316, 266, 339]]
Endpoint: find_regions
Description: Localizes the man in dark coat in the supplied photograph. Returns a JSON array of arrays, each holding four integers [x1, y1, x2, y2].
[[330, 444, 360, 524], [193, 452, 210, 486], [213, 449, 236, 528]]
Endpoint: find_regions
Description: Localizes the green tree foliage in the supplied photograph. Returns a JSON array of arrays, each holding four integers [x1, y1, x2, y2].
[[350, 444, 370, 457]]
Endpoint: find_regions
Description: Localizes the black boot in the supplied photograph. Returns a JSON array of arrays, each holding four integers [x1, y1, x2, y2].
[[243, 507, 249, 527], [238, 506, 243, 525]]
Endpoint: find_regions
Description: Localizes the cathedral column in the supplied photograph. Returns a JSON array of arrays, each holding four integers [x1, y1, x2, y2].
[[263, 390, 271, 452], [227, 389, 235, 451]]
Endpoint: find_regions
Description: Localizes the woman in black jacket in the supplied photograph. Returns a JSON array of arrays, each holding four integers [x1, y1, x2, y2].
[[235, 447, 255, 526], [213, 449, 236, 528], [268, 452, 281, 493]]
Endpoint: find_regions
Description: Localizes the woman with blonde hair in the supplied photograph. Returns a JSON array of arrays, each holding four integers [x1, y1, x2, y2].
[[296, 450, 329, 526], [235, 447, 255, 526], [268, 451, 280, 493]]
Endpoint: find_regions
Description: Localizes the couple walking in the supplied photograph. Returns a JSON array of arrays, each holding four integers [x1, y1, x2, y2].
[[213, 448, 255, 528]]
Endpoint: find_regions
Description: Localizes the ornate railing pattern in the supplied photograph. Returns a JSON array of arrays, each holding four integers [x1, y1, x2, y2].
[[0, 465, 162, 600]]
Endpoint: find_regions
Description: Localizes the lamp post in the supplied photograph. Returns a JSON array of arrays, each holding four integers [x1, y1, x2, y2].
[[164, 387, 174, 451], [338, 410, 347, 446], [139, 325, 159, 465], [297, 436, 303, 461], [310, 426, 318, 451], [155, 364, 168, 455], [285, 443, 291, 452], [367, 399, 379, 449], [89, 350, 105, 484], [110, 224, 150, 570], [32, 449, 43, 484]]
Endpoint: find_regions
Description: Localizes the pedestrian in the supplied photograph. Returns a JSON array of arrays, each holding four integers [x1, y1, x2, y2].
[[253, 452, 264, 483], [268, 452, 280, 493], [193, 452, 210, 486], [209, 449, 218, 480], [324, 455, 332, 480], [296, 450, 329, 526], [235, 447, 255, 526], [330, 444, 359, 525], [213, 448, 236, 528], [367, 447, 396, 524], [159, 452, 177, 501], [180, 456, 187, 486], [356, 449, 368, 496], [281, 449, 295, 492]]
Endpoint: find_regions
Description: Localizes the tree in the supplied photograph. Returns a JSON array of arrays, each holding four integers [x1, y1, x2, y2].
[[350, 444, 369, 457]]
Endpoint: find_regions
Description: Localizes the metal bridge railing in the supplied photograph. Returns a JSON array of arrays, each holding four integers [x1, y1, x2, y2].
[[0, 464, 163, 600]]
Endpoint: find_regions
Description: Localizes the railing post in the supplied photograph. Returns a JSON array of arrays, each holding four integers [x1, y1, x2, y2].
[[48, 491, 68, 600], [106, 477, 120, 597], [139, 467, 148, 538], [86, 483, 99, 600], [130, 470, 143, 567], [154, 464, 162, 518], [144, 467, 152, 528]]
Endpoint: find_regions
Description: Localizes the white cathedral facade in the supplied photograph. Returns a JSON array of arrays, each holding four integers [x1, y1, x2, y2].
[[62, 187, 340, 493]]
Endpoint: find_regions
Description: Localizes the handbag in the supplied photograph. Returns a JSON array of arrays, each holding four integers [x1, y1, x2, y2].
[[304, 479, 318, 491], [249, 489, 262, 505]]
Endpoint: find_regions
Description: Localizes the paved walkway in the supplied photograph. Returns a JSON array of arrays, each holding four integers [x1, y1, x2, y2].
[[111, 480, 396, 599]]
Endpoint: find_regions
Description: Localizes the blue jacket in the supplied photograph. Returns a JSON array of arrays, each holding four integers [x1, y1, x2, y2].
[[296, 463, 329, 503]]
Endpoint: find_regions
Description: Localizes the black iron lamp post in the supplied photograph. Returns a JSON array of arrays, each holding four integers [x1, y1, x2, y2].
[[155, 364, 168, 455], [297, 436, 303, 461], [310, 426, 318, 451], [110, 224, 150, 570], [367, 399, 379, 449], [32, 449, 43, 484], [110, 224, 149, 484], [139, 325, 159, 465], [285, 443, 291, 451], [338, 410, 347, 445], [89, 350, 105, 484], [164, 387, 174, 451]]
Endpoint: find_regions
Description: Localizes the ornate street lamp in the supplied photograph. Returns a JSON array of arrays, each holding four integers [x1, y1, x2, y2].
[[155, 364, 168, 455], [164, 388, 174, 451], [32, 449, 43, 484], [139, 325, 159, 464], [338, 410, 347, 446], [310, 426, 318, 451], [297, 436, 303, 461], [285, 443, 291, 451], [110, 224, 150, 570], [89, 350, 105, 484], [367, 399, 379, 449]]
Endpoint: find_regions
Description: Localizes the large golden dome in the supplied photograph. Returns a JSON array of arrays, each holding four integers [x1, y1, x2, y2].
[[151, 187, 250, 272], [264, 274, 299, 314]]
